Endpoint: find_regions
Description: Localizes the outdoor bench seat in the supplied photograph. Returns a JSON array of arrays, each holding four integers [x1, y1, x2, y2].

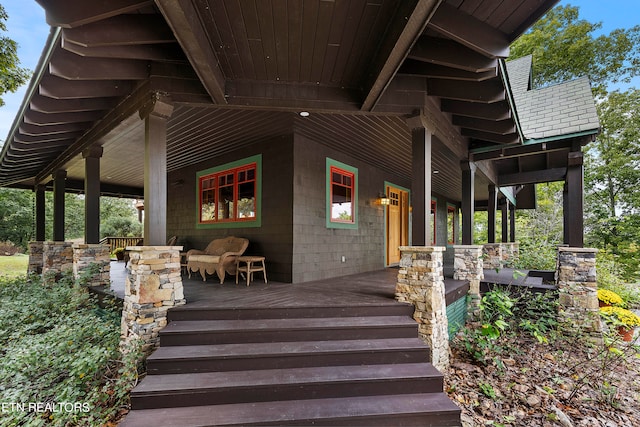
[[186, 236, 249, 283]]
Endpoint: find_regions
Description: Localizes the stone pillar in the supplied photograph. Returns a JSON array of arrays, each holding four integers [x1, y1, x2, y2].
[[28, 241, 44, 275], [482, 243, 503, 269], [453, 245, 484, 319], [42, 241, 74, 284], [396, 246, 449, 371], [73, 244, 111, 287], [121, 245, 185, 355], [503, 242, 519, 266], [556, 247, 601, 342]]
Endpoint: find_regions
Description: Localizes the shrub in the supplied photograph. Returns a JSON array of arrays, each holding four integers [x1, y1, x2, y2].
[[0, 273, 141, 426], [600, 306, 640, 328], [597, 289, 624, 306]]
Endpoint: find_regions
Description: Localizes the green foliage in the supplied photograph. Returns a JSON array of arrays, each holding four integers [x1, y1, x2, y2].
[[0, 188, 35, 249], [510, 5, 640, 95], [0, 273, 141, 426], [456, 288, 559, 366], [0, 4, 31, 107], [596, 250, 640, 307]]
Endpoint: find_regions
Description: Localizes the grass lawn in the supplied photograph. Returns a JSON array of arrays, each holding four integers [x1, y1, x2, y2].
[[0, 254, 29, 278]]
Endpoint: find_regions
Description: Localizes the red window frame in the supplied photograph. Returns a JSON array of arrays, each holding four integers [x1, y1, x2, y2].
[[330, 166, 355, 223], [198, 163, 257, 224]]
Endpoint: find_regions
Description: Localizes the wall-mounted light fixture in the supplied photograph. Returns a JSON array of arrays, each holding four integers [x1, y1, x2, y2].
[[377, 192, 391, 205]]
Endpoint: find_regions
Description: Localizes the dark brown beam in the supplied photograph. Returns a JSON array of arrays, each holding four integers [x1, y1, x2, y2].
[[14, 132, 78, 144], [398, 60, 496, 81], [62, 40, 185, 62], [50, 49, 149, 80], [410, 36, 497, 73], [62, 14, 175, 47], [31, 95, 117, 114], [62, 179, 144, 198], [36, 0, 153, 28], [441, 99, 511, 120], [461, 161, 476, 245], [428, 2, 510, 58], [20, 121, 90, 136], [360, 0, 441, 111], [471, 140, 575, 161], [427, 78, 505, 103], [24, 110, 104, 126], [462, 128, 518, 144], [39, 75, 134, 99], [488, 184, 497, 243], [453, 116, 515, 135], [565, 152, 584, 247], [156, 0, 227, 104], [498, 168, 566, 186]]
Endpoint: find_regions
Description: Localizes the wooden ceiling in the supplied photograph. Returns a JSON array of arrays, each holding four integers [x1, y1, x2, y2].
[[0, 0, 560, 202]]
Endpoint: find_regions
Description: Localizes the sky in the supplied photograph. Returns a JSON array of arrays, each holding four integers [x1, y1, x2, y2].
[[0, 1, 638, 143]]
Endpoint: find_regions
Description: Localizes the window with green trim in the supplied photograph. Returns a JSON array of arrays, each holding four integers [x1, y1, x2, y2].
[[198, 160, 258, 224], [326, 158, 358, 229]]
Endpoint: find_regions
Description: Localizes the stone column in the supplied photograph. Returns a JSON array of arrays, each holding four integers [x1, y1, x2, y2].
[[121, 245, 185, 355], [503, 242, 519, 266], [42, 241, 74, 284], [453, 245, 484, 318], [28, 241, 44, 275], [482, 243, 503, 269], [556, 247, 601, 342], [396, 246, 449, 371], [73, 244, 111, 287]]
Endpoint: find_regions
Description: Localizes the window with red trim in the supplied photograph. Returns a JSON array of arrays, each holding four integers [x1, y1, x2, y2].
[[330, 166, 355, 223], [199, 163, 256, 223], [447, 205, 456, 244]]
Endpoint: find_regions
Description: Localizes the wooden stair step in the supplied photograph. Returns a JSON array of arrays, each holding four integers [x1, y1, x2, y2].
[[159, 316, 419, 346], [121, 393, 462, 427], [147, 338, 430, 374], [132, 363, 444, 409], [167, 304, 414, 321]]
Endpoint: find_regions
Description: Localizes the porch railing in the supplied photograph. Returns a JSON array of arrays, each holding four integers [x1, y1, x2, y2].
[[99, 236, 143, 253]]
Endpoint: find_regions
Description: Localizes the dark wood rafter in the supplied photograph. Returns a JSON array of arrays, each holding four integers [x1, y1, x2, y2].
[[441, 99, 511, 120], [470, 139, 577, 162], [427, 78, 505, 103], [38, 75, 135, 99], [409, 36, 497, 73], [35, 0, 154, 28], [19, 122, 90, 136], [498, 168, 567, 186], [30, 95, 118, 114], [462, 129, 518, 145], [452, 116, 516, 135], [398, 60, 497, 81], [428, 2, 510, 58], [49, 49, 150, 81], [155, 0, 227, 105], [359, 0, 441, 112]]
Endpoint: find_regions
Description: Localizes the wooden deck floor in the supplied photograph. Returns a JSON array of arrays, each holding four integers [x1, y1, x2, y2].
[[108, 262, 467, 310]]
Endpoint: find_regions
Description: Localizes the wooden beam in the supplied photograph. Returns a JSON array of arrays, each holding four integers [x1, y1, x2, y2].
[[156, 0, 227, 104], [471, 140, 574, 161], [441, 99, 511, 121], [14, 132, 79, 144], [461, 128, 519, 145], [498, 168, 567, 186], [428, 2, 510, 58], [453, 116, 515, 135], [360, 0, 441, 111], [36, 0, 153, 28], [410, 36, 497, 73], [62, 14, 175, 47], [488, 184, 497, 243], [49, 49, 149, 80], [412, 96, 468, 160], [31, 95, 117, 114], [20, 121, 90, 136], [461, 161, 476, 245], [24, 110, 105, 126], [39, 75, 134, 99], [398, 60, 497, 81], [62, 39, 185, 62], [428, 78, 505, 103]]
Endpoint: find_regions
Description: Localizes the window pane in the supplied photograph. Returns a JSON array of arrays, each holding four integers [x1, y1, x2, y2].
[[247, 168, 255, 180], [217, 185, 234, 220], [238, 182, 256, 218]]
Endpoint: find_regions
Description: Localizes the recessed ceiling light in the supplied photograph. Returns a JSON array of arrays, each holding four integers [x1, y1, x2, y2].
[[433, 170, 440, 174], [299, 111, 310, 117]]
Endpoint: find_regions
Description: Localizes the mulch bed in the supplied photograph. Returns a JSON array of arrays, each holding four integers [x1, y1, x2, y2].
[[445, 333, 640, 427]]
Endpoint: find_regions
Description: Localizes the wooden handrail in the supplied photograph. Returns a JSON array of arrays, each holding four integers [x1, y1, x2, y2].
[[99, 236, 143, 253]]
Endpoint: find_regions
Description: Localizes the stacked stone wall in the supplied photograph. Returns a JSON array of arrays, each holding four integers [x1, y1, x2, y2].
[[73, 244, 111, 287], [556, 247, 601, 342], [482, 242, 519, 269], [453, 245, 484, 319], [121, 246, 185, 355], [28, 241, 44, 275], [396, 246, 449, 371], [42, 242, 74, 284]]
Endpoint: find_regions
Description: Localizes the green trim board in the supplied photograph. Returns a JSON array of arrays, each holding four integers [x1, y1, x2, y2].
[[326, 158, 358, 229], [195, 154, 262, 229]]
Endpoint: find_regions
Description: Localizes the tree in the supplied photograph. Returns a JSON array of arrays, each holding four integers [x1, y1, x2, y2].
[[0, 4, 30, 107], [510, 5, 640, 95], [0, 188, 33, 248]]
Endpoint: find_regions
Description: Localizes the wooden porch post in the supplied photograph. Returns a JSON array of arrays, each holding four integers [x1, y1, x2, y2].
[[140, 94, 174, 246], [461, 161, 476, 245], [34, 184, 46, 241], [52, 170, 66, 242], [83, 146, 103, 244], [411, 126, 432, 246], [501, 200, 509, 243], [565, 151, 584, 247], [487, 184, 497, 243]]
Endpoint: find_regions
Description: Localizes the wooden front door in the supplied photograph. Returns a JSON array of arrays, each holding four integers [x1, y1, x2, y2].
[[386, 185, 409, 265]]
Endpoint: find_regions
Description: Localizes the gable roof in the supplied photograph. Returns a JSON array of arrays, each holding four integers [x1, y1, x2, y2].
[[507, 55, 600, 142]]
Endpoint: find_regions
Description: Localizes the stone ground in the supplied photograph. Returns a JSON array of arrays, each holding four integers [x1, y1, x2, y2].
[[445, 332, 640, 427]]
